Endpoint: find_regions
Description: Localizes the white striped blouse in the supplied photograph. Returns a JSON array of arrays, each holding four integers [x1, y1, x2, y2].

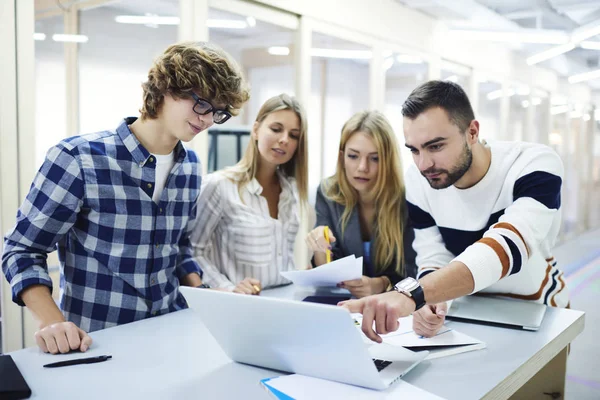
[[191, 170, 300, 290]]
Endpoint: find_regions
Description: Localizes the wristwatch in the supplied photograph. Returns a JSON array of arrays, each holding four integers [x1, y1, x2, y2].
[[393, 277, 426, 311]]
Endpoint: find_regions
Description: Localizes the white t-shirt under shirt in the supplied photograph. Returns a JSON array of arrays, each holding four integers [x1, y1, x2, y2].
[[152, 151, 175, 204]]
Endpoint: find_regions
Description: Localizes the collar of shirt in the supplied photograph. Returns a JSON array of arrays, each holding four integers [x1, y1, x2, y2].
[[118, 117, 188, 167], [244, 170, 296, 205]]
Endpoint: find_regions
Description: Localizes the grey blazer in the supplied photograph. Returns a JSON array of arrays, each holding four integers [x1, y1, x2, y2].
[[312, 182, 417, 283]]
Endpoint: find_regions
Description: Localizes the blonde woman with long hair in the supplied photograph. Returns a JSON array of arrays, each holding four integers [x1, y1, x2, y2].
[[306, 110, 415, 298], [191, 94, 308, 294]]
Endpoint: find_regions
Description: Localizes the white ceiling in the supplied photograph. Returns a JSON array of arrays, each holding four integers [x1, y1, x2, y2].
[[395, 0, 600, 89]]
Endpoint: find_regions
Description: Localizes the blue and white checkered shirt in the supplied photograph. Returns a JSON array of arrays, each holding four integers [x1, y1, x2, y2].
[[2, 117, 203, 332]]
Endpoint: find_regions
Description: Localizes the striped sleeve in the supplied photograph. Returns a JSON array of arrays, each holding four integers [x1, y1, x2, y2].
[[454, 147, 564, 293], [190, 174, 234, 289]]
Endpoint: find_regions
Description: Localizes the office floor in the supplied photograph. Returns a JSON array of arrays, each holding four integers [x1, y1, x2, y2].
[[555, 228, 600, 400]]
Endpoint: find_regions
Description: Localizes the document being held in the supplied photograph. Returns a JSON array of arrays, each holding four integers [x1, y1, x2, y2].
[[281, 255, 363, 287]]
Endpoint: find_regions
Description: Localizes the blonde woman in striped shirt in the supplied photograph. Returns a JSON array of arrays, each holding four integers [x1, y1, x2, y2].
[[191, 94, 308, 294]]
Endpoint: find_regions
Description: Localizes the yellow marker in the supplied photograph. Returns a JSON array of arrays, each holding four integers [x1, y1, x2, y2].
[[324, 226, 332, 263]]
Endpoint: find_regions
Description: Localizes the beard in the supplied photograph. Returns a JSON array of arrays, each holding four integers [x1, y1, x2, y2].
[[421, 140, 473, 189]]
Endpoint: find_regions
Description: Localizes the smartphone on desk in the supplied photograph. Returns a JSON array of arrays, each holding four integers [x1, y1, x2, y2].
[[302, 295, 351, 305], [0, 355, 32, 399]]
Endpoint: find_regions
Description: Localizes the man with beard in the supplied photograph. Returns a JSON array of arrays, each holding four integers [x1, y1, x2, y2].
[[340, 80, 569, 342]]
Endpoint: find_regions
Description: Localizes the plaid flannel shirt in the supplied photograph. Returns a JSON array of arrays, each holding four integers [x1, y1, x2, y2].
[[2, 117, 202, 332]]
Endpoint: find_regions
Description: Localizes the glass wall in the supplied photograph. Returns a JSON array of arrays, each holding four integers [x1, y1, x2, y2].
[[311, 32, 370, 179], [477, 80, 502, 142], [34, 14, 66, 167], [384, 53, 428, 172], [78, 2, 179, 135]]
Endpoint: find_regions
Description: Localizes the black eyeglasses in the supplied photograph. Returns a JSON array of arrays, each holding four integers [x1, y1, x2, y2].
[[190, 93, 232, 124]]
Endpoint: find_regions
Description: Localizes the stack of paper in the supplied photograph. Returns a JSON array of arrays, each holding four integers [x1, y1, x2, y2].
[[261, 374, 445, 399], [280, 255, 362, 287], [353, 314, 486, 360]]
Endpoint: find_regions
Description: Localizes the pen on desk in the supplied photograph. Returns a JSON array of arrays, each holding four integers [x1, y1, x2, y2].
[[323, 226, 332, 263], [43, 355, 112, 368]]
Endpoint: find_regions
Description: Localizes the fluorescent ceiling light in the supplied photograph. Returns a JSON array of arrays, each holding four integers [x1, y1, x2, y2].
[[571, 22, 600, 43], [532, 97, 542, 106], [526, 43, 575, 65], [595, 110, 600, 121], [568, 68, 600, 84], [580, 41, 600, 50], [33, 33, 46, 41], [311, 48, 372, 59], [268, 46, 290, 56], [52, 34, 88, 43], [522, 100, 530, 108], [115, 15, 248, 29], [551, 105, 570, 115], [487, 88, 515, 101], [570, 110, 582, 119], [246, 16, 256, 27], [207, 19, 247, 29], [383, 58, 394, 70], [449, 29, 569, 45], [396, 54, 423, 64], [115, 15, 179, 25], [583, 113, 591, 121], [549, 133, 562, 145]]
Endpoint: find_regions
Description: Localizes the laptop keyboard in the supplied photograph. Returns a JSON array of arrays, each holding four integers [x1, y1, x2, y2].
[[372, 358, 392, 372]]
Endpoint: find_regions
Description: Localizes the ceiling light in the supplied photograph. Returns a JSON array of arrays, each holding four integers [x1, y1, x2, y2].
[[487, 88, 515, 100], [115, 15, 179, 25], [595, 110, 600, 121], [580, 41, 600, 50], [571, 22, 600, 43], [448, 29, 569, 45], [516, 86, 530, 96], [568, 68, 600, 84], [246, 16, 256, 27], [115, 15, 248, 29], [52, 34, 89, 43], [549, 133, 562, 145], [268, 46, 290, 56], [532, 97, 542, 106], [570, 110, 582, 119], [551, 105, 570, 115], [383, 58, 394, 70], [526, 43, 575, 65], [583, 114, 591, 121], [522, 100, 530, 108], [33, 33, 46, 41], [311, 48, 372, 60], [396, 54, 423, 64]]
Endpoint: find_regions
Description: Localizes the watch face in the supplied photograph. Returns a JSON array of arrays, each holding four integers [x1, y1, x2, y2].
[[396, 277, 419, 292]]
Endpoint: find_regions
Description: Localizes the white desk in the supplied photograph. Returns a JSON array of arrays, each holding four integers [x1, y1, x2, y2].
[[9, 285, 584, 400]]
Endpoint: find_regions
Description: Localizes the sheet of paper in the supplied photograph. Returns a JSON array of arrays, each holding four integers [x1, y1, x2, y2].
[[280, 255, 362, 286], [263, 374, 446, 400]]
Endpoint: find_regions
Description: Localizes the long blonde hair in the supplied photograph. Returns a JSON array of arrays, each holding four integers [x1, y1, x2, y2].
[[223, 94, 308, 205], [324, 111, 406, 276]]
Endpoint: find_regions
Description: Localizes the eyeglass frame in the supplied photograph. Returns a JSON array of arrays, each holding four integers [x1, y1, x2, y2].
[[190, 92, 232, 124]]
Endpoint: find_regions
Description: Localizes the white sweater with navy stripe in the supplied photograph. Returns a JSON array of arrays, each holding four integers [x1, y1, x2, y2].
[[406, 141, 569, 307]]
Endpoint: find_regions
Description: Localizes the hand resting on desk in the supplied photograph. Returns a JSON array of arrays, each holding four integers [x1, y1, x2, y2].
[[35, 321, 92, 355]]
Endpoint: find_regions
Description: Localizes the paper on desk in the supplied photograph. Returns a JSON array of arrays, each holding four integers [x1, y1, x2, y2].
[[262, 374, 445, 400], [352, 314, 485, 359], [280, 255, 362, 286]]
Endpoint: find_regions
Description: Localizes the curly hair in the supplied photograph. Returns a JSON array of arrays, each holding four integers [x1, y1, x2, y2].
[[140, 41, 250, 120]]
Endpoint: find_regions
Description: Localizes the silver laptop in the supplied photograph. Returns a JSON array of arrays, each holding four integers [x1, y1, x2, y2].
[[446, 295, 547, 331], [180, 287, 428, 390]]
